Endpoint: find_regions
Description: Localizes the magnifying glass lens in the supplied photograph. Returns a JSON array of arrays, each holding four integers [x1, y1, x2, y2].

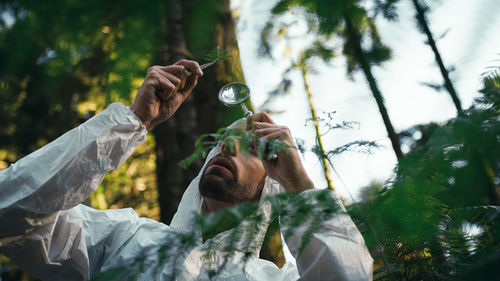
[[218, 82, 253, 116], [219, 82, 250, 105]]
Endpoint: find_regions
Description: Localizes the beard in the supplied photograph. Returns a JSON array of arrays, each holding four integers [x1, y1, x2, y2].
[[198, 167, 253, 204]]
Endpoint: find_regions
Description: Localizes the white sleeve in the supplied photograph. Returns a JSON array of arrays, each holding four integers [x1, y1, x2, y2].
[[0, 102, 147, 280], [282, 189, 373, 281]]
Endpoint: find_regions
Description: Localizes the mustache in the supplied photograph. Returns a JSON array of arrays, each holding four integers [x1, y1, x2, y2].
[[205, 154, 238, 177]]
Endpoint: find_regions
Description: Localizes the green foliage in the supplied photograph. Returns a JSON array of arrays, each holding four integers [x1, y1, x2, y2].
[[265, 0, 392, 74], [327, 140, 381, 157], [348, 75, 500, 280], [302, 111, 382, 158], [0, 0, 159, 160], [257, 20, 275, 58], [304, 40, 335, 61], [178, 127, 290, 169], [0, 1, 162, 278], [280, 187, 341, 255], [301, 40, 335, 70], [305, 111, 360, 132], [271, 0, 345, 35], [203, 46, 232, 63], [261, 0, 403, 160], [479, 63, 500, 106], [374, 0, 400, 20], [183, 64, 500, 280], [89, 188, 342, 280], [411, 0, 433, 34], [2, 0, 499, 280], [376, 0, 463, 114]]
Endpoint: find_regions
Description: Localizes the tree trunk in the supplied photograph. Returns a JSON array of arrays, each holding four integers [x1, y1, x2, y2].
[[344, 14, 404, 160], [300, 65, 335, 190], [413, 0, 462, 114], [154, 0, 245, 224]]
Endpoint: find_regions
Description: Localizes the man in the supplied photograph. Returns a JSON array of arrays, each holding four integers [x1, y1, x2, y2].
[[0, 60, 373, 280]]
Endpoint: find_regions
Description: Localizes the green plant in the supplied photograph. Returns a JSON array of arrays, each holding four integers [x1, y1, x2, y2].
[[178, 127, 290, 169]]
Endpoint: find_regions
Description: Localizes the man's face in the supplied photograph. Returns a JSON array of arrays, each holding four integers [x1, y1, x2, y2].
[[199, 141, 266, 205]]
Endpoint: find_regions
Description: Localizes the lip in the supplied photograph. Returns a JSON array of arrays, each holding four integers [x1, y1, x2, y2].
[[206, 156, 235, 177]]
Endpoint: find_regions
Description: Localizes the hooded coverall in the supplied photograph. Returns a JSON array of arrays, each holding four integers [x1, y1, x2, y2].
[[0, 102, 373, 280]]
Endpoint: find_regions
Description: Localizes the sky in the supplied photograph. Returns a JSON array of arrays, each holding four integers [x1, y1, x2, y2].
[[231, 0, 500, 203]]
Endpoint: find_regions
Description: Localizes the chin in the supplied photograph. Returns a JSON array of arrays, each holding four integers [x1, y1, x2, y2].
[[199, 174, 227, 198], [199, 173, 239, 203]]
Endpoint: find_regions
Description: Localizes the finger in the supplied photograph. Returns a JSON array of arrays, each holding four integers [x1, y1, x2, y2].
[[256, 126, 294, 147], [147, 71, 176, 101], [144, 66, 175, 100], [255, 127, 281, 137], [148, 67, 183, 93], [161, 71, 183, 92], [175, 59, 203, 76], [252, 121, 279, 130], [180, 74, 199, 97], [149, 65, 184, 82], [246, 112, 275, 130], [259, 131, 286, 160], [169, 77, 197, 112], [258, 133, 289, 149], [250, 122, 279, 134], [160, 65, 187, 85], [252, 112, 276, 124]]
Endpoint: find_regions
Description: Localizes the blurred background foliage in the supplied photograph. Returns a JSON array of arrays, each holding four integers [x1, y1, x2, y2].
[[0, 0, 244, 279], [348, 81, 500, 280], [1, 0, 499, 280], [0, 1, 160, 278], [0, 0, 162, 218], [258, 0, 499, 280]]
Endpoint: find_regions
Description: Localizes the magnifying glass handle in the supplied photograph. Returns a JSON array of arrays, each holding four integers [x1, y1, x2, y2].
[[241, 104, 253, 117]]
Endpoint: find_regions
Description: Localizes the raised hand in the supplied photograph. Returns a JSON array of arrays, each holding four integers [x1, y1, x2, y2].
[[247, 112, 314, 192], [130, 59, 203, 130]]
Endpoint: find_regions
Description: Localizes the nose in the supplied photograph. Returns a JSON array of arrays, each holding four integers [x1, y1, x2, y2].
[[220, 136, 240, 156]]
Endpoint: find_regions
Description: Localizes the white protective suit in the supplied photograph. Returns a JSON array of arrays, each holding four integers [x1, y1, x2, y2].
[[0, 102, 373, 280]]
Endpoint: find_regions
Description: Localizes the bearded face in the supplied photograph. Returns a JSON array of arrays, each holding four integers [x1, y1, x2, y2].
[[199, 150, 266, 205]]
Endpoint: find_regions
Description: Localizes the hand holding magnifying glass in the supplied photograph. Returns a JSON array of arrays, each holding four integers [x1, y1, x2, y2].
[[218, 82, 280, 160]]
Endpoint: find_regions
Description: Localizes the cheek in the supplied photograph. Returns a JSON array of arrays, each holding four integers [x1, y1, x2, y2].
[[247, 159, 266, 182], [252, 161, 267, 199], [236, 156, 265, 183], [254, 160, 265, 178]]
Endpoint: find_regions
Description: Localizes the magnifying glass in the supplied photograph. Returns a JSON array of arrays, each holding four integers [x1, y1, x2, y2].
[[218, 82, 253, 117], [218, 82, 279, 159]]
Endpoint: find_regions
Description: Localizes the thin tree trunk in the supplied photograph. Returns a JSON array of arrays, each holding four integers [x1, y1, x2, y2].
[[344, 14, 404, 160], [154, 0, 198, 224], [300, 65, 335, 191], [154, 0, 245, 224], [413, 0, 462, 114]]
